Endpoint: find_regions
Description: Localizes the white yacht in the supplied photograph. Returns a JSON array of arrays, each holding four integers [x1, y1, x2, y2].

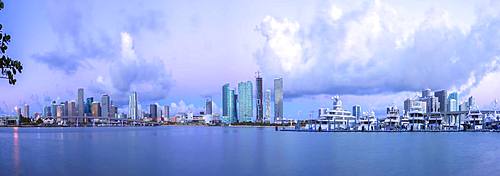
[[384, 106, 400, 130], [358, 111, 377, 131], [318, 96, 356, 130], [408, 110, 426, 131], [465, 106, 484, 130]]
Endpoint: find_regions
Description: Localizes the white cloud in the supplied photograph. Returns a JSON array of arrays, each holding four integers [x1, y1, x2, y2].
[[255, 0, 500, 99]]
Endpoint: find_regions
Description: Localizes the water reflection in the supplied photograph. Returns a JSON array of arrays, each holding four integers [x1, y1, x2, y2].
[[13, 127, 20, 176]]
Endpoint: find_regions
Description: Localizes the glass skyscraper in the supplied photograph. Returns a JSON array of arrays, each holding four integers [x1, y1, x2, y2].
[[256, 73, 263, 123], [238, 81, 253, 122], [101, 94, 110, 118], [77, 88, 84, 116], [129, 92, 138, 120], [274, 77, 283, 122], [222, 83, 230, 117], [448, 92, 459, 112]]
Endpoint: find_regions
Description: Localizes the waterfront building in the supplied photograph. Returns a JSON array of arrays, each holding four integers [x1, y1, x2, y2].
[[422, 89, 432, 98], [265, 89, 271, 122], [238, 81, 253, 122], [163, 105, 170, 120], [448, 92, 459, 112], [468, 96, 475, 109], [77, 88, 84, 116], [256, 72, 263, 123], [91, 102, 101, 117], [56, 105, 63, 118], [434, 90, 448, 113], [51, 101, 57, 118], [43, 106, 51, 117], [101, 94, 110, 118], [85, 97, 93, 116], [426, 96, 440, 113], [274, 77, 283, 122], [129, 92, 138, 120], [318, 96, 356, 130], [110, 105, 118, 118], [150, 104, 158, 121], [68, 101, 76, 116], [23, 104, 29, 118], [15, 106, 21, 118], [205, 98, 213, 115], [63, 101, 69, 116], [222, 83, 230, 117], [352, 105, 361, 121], [230, 90, 237, 123]]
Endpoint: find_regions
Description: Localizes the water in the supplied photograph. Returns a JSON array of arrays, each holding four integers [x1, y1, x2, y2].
[[1, 126, 499, 176]]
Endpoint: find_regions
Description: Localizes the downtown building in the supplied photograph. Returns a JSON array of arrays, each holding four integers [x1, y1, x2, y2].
[[129, 91, 139, 120], [222, 83, 237, 123], [255, 73, 264, 123], [274, 77, 283, 122], [238, 81, 253, 122]]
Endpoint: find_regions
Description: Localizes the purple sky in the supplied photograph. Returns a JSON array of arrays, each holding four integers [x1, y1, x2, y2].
[[1, 0, 500, 118]]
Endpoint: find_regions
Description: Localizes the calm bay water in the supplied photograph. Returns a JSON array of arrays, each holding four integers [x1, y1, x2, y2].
[[1, 126, 499, 176]]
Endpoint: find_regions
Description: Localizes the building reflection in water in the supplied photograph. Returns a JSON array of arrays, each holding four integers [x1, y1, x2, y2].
[[13, 127, 20, 175]]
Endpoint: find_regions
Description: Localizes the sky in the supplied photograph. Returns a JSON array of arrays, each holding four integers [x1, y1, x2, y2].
[[1, 0, 500, 118]]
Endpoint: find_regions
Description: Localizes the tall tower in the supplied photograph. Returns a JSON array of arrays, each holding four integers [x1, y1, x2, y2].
[[256, 72, 263, 123], [77, 88, 84, 117], [23, 104, 30, 118], [222, 83, 230, 117], [265, 89, 271, 122], [129, 92, 138, 120], [274, 77, 283, 122], [238, 81, 253, 122], [205, 97, 213, 115], [101, 94, 110, 117]]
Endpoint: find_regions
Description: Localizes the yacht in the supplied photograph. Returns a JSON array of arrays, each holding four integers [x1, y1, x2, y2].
[[318, 96, 356, 130], [465, 106, 484, 130], [358, 111, 377, 131], [408, 110, 425, 131], [384, 106, 400, 130]]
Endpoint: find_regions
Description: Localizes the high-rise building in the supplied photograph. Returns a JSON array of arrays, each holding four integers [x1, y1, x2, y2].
[[129, 92, 138, 120], [222, 83, 230, 117], [274, 77, 283, 122], [163, 105, 170, 120], [51, 101, 57, 118], [68, 101, 76, 116], [62, 101, 69, 116], [230, 90, 237, 123], [205, 97, 213, 115], [422, 89, 432, 98], [43, 105, 51, 117], [434, 90, 448, 113], [85, 97, 94, 116], [101, 94, 110, 118], [352, 105, 361, 120], [256, 72, 263, 123], [91, 102, 101, 117], [238, 81, 253, 122], [150, 104, 158, 120], [468, 96, 475, 109], [56, 105, 64, 118], [15, 106, 21, 118], [448, 92, 459, 112], [23, 104, 29, 118], [77, 88, 84, 117], [265, 89, 271, 122]]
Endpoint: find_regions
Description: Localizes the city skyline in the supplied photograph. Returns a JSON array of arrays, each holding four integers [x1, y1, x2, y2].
[[2, 0, 500, 118]]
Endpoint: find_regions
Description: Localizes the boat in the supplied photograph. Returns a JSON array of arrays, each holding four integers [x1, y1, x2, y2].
[[318, 96, 356, 130], [384, 106, 400, 131], [464, 106, 484, 130], [358, 111, 377, 131]]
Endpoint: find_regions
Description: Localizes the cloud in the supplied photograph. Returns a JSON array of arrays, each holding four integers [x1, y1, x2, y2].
[[91, 32, 174, 106], [170, 100, 202, 114], [255, 1, 500, 98]]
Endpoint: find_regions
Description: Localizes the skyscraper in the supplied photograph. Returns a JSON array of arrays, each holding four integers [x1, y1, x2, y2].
[[150, 104, 158, 120], [352, 105, 361, 120], [274, 77, 283, 122], [265, 89, 271, 122], [163, 105, 170, 120], [68, 101, 76, 116], [51, 101, 57, 118], [222, 83, 230, 117], [230, 90, 237, 123], [129, 92, 138, 120], [91, 102, 101, 117], [448, 92, 460, 112], [256, 72, 263, 123], [85, 97, 94, 116], [23, 104, 29, 118], [101, 94, 110, 118], [434, 90, 448, 113], [238, 81, 253, 122], [77, 88, 84, 117], [205, 97, 213, 115]]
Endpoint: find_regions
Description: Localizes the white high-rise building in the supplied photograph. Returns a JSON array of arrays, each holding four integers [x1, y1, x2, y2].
[[129, 92, 138, 120], [265, 89, 271, 122]]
